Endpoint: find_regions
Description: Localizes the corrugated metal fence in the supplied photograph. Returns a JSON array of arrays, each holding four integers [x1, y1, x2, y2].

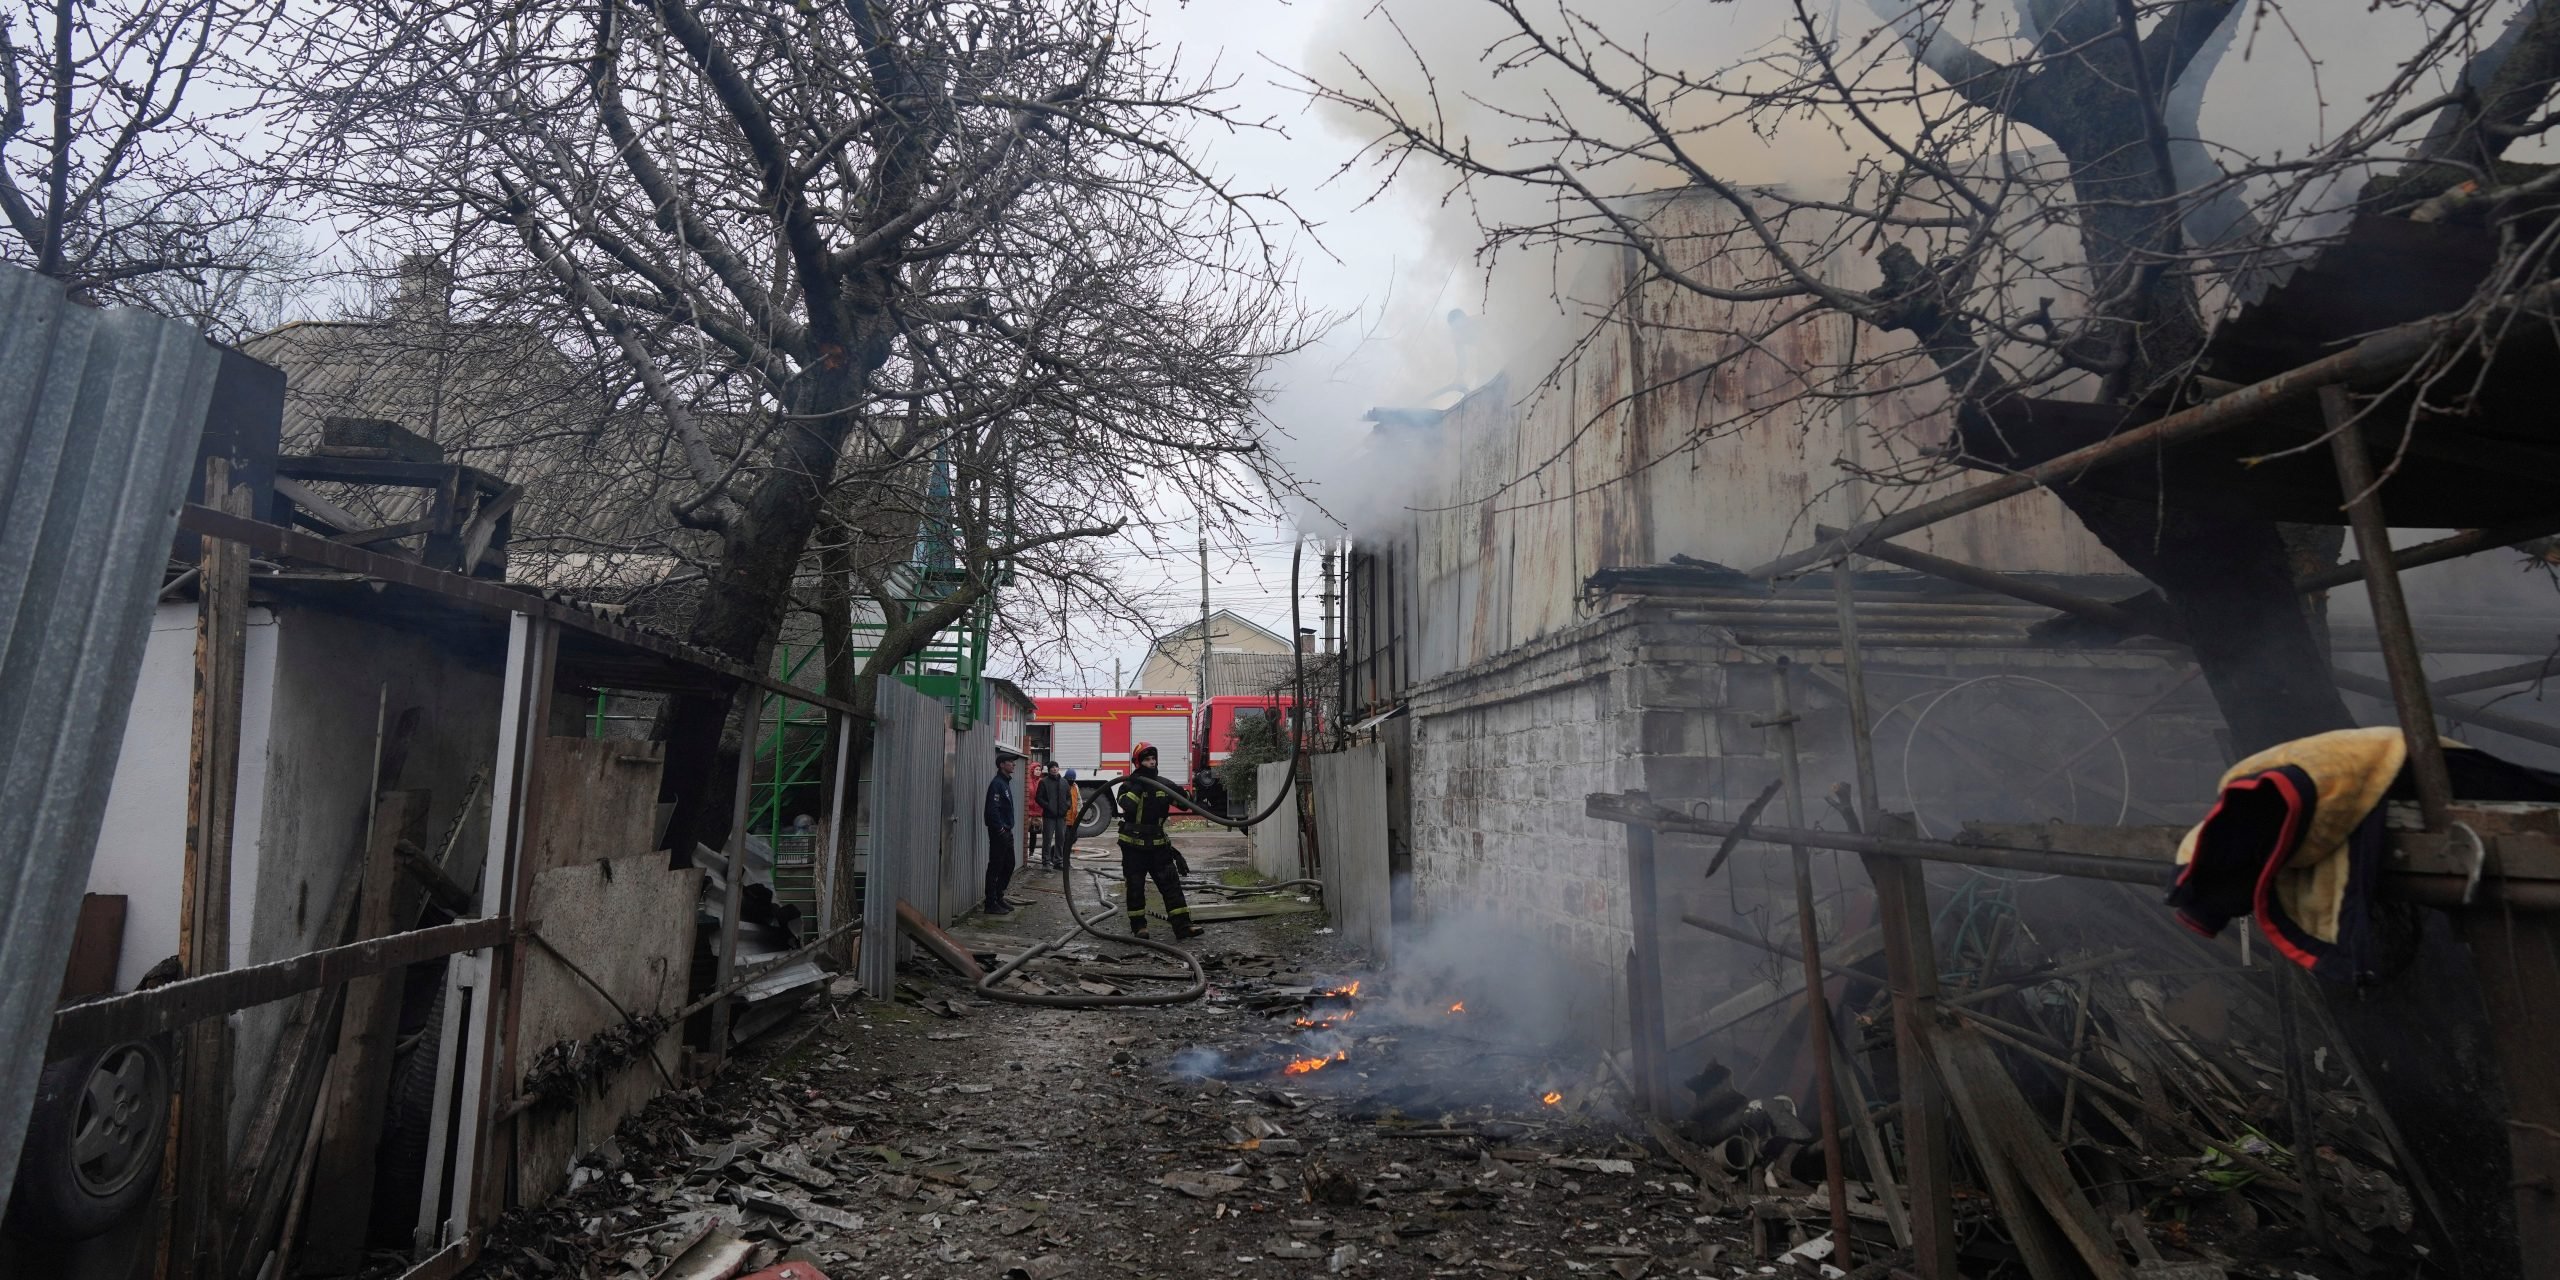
[[1312, 745, 1393, 961], [862, 678, 951, 997], [1250, 761, 1301, 881], [0, 265, 224, 1206], [947, 719, 994, 923]]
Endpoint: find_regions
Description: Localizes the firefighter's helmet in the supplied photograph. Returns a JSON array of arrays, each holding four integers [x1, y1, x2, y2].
[[1131, 741, 1158, 764]]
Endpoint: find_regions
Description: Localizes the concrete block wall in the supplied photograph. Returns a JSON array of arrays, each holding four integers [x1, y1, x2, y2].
[[1406, 613, 1641, 1038], [1399, 601, 2220, 1058]]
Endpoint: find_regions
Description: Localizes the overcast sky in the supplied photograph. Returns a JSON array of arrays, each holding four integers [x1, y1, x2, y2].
[[997, 0, 1443, 695], [991, 0, 2541, 694]]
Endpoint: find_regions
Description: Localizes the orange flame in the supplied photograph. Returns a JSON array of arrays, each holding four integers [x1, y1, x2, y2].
[[1447, 1001, 1466, 1014], [1542, 1091, 1564, 1106], [1317, 980, 1361, 999], [1283, 1050, 1350, 1076]]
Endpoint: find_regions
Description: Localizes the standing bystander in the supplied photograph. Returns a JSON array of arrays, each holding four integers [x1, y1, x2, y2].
[[1035, 763, 1072, 872], [983, 756, 1018, 915]]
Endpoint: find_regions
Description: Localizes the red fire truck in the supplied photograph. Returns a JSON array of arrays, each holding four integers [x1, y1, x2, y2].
[[1029, 695, 1194, 832], [1195, 694, 1302, 775]]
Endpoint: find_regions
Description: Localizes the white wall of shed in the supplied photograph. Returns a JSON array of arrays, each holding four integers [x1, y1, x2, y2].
[[227, 606, 504, 1146], [87, 603, 280, 990]]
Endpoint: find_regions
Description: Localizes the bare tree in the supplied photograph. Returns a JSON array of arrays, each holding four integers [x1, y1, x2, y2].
[[1312, 0, 2560, 753], [0, 0, 292, 333], [284, 0, 1309, 847]]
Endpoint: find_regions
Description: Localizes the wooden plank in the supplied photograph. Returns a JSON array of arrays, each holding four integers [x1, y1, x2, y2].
[[1863, 847, 1956, 1279], [507, 736, 681, 1204], [218, 868, 362, 1280], [334, 514, 444, 547], [1182, 898, 1322, 922], [520, 738, 666, 882], [2455, 905, 2560, 1273], [48, 917, 509, 1057], [513, 849, 698, 1201], [1932, 1021, 2128, 1280], [303, 790, 432, 1272], [457, 482, 522, 573], [1622, 825, 1672, 1117], [272, 475, 369, 536], [709, 697, 760, 1057], [172, 457, 252, 1280], [60, 895, 127, 999]]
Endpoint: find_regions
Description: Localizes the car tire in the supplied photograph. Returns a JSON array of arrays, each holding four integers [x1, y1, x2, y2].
[[8, 1039, 170, 1241]]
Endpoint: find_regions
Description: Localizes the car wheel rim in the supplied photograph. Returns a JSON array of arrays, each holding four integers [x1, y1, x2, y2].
[[70, 1045, 161, 1198]]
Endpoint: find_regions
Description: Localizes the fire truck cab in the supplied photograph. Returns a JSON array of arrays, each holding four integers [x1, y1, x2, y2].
[[1194, 694, 1301, 778]]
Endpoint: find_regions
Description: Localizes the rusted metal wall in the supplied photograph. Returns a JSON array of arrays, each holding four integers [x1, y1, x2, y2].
[[0, 266, 223, 1207], [1368, 192, 2129, 687]]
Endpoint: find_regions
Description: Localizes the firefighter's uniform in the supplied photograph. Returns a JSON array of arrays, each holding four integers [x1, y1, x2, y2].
[[1117, 744, 1199, 939]]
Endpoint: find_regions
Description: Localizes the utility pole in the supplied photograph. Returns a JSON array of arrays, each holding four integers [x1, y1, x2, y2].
[[1320, 544, 1337, 655], [1197, 532, 1212, 708]]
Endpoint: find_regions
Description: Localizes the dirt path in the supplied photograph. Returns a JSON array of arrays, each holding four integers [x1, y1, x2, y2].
[[467, 824, 1750, 1280]]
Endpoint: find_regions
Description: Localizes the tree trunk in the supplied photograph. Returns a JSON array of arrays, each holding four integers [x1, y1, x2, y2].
[[2019, 49, 2356, 756], [662, 364, 870, 857]]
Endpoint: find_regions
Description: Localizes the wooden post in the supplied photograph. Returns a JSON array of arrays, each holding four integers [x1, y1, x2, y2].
[[302, 789, 430, 1271], [2321, 385, 2453, 828], [1834, 569, 1956, 1277], [708, 690, 762, 1060], [170, 458, 251, 1279], [1765, 660, 1853, 1264], [476, 617, 556, 1223], [1621, 824, 1671, 1117], [821, 717, 854, 955]]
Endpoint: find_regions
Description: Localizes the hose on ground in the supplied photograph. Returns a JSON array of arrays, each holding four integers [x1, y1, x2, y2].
[[970, 541, 1308, 1009], [971, 860, 1207, 1007]]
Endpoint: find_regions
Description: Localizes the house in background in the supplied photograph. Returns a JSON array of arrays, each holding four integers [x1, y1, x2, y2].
[[1132, 608, 1305, 696]]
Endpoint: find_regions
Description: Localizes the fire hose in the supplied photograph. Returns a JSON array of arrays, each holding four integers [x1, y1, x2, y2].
[[971, 541, 1313, 1009]]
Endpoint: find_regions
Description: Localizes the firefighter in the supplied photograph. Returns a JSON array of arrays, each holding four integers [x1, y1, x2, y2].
[[1117, 742, 1201, 940]]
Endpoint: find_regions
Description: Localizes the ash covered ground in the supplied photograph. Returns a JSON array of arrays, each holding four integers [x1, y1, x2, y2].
[[459, 826, 1761, 1280]]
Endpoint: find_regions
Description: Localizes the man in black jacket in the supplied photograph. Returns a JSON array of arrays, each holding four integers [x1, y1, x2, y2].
[[983, 756, 1018, 916], [1116, 743, 1200, 940], [1034, 762, 1073, 872]]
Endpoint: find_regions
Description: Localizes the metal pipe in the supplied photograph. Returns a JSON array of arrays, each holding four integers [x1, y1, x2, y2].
[[1815, 525, 2161, 636], [2430, 655, 2560, 698], [1590, 793, 2560, 908], [1765, 659, 1854, 1265], [2323, 385, 2453, 830], [2300, 515, 2560, 593], [1748, 273, 2560, 581], [2333, 669, 2560, 752]]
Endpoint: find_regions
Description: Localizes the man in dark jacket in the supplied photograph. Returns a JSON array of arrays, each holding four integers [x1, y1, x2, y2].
[[1116, 743, 1200, 939], [1034, 763, 1072, 872], [983, 756, 1018, 915]]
